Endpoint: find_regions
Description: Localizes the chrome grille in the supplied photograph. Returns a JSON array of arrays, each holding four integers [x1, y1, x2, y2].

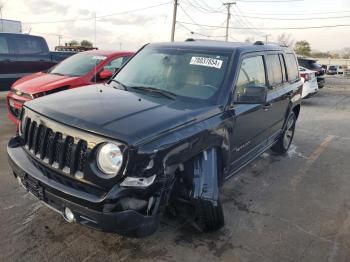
[[22, 116, 88, 176], [20, 108, 125, 185]]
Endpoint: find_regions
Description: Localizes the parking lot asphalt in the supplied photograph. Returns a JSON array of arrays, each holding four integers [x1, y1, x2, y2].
[[1, 78, 350, 262]]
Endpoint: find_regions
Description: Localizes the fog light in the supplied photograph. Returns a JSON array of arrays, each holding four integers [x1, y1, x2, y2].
[[63, 207, 75, 222]]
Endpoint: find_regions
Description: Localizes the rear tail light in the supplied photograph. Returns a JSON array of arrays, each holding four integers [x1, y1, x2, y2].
[[300, 73, 310, 81]]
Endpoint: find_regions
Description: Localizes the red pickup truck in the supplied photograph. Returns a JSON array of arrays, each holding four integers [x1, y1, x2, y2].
[[7, 50, 133, 124]]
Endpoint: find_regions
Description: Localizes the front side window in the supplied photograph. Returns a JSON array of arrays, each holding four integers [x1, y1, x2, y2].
[[0, 36, 9, 54], [48, 54, 107, 77], [234, 56, 266, 102], [113, 47, 230, 100]]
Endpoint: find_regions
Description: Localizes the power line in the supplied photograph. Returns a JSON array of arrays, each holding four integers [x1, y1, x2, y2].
[[233, 5, 265, 36], [236, 0, 303, 2], [229, 14, 350, 20], [177, 22, 226, 38], [234, 10, 350, 16], [177, 21, 350, 30], [178, 4, 200, 26], [23, 2, 171, 25], [178, 3, 227, 38], [182, 0, 226, 14]]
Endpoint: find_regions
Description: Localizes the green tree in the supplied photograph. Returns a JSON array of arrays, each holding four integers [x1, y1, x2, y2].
[[294, 40, 311, 56], [68, 40, 79, 46], [80, 40, 93, 47]]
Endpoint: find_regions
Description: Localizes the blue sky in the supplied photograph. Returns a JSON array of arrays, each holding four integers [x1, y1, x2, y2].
[[1, 0, 350, 51]]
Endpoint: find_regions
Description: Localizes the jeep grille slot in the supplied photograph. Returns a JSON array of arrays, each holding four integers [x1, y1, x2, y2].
[[23, 117, 88, 176]]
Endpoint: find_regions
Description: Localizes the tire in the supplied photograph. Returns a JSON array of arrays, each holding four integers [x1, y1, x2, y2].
[[271, 112, 296, 154], [194, 200, 224, 232]]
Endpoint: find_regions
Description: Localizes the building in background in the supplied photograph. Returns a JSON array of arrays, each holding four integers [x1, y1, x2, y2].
[[0, 19, 22, 33]]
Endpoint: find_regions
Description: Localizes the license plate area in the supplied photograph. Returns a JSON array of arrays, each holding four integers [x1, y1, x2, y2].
[[17, 174, 45, 201]]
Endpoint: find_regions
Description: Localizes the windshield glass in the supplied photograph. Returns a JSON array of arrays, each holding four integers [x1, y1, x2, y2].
[[113, 46, 230, 100], [48, 53, 107, 77]]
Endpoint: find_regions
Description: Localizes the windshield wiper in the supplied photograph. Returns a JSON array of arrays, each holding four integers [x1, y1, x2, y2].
[[50, 72, 65, 76], [110, 79, 128, 91], [129, 86, 177, 100]]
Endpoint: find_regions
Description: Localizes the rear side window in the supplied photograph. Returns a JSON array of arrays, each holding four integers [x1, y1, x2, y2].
[[266, 54, 283, 87], [0, 36, 9, 54], [234, 55, 266, 101], [15, 37, 45, 55], [285, 53, 299, 81]]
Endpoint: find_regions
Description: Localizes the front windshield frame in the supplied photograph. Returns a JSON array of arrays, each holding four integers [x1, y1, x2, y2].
[[48, 53, 107, 77], [110, 46, 233, 103]]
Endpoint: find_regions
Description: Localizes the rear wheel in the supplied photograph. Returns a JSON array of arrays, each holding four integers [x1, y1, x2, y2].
[[271, 112, 296, 154]]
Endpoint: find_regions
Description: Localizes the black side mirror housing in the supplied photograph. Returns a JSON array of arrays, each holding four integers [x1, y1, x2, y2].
[[235, 84, 267, 104]]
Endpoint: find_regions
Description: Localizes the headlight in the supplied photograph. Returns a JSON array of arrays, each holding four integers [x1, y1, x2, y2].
[[97, 143, 123, 178]]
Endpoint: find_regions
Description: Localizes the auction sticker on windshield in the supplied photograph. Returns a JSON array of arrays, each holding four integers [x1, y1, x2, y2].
[[190, 57, 223, 69]]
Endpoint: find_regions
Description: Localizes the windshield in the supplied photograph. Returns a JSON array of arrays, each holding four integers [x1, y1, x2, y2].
[[48, 53, 107, 77], [112, 46, 230, 100]]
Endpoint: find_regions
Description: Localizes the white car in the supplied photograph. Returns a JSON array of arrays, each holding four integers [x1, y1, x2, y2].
[[299, 66, 318, 99]]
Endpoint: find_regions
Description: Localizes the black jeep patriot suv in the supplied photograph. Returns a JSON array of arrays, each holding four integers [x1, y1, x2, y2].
[[7, 40, 302, 237]]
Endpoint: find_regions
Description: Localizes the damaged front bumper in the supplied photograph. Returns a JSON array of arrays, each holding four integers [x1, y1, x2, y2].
[[7, 136, 163, 237]]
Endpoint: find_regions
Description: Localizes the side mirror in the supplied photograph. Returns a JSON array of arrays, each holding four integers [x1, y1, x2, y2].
[[99, 70, 113, 80], [235, 84, 267, 104]]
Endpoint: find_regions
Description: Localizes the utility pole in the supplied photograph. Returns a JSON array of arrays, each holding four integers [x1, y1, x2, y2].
[[58, 35, 62, 46], [223, 2, 236, 42], [170, 0, 178, 42], [0, 4, 4, 33], [94, 11, 97, 48], [264, 34, 270, 44]]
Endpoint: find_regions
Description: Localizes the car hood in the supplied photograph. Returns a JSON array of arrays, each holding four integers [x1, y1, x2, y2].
[[25, 84, 220, 145], [12, 72, 79, 94]]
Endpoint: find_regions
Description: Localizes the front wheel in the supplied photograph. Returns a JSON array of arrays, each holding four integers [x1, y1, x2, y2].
[[271, 112, 296, 154], [194, 200, 224, 232]]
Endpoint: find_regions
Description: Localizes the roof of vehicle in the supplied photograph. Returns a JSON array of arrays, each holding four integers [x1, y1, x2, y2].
[[297, 56, 318, 62], [0, 32, 45, 39], [76, 50, 134, 56], [148, 39, 295, 54]]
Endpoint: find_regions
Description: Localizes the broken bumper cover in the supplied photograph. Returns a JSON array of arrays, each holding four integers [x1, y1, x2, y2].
[[7, 137, 160, 237]]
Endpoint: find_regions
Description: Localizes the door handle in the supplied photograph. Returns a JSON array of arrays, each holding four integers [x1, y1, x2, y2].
[[262, 103, 271, 111]]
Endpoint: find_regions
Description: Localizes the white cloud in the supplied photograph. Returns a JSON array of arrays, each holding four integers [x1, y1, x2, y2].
[[1, 0, 350, 52]]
